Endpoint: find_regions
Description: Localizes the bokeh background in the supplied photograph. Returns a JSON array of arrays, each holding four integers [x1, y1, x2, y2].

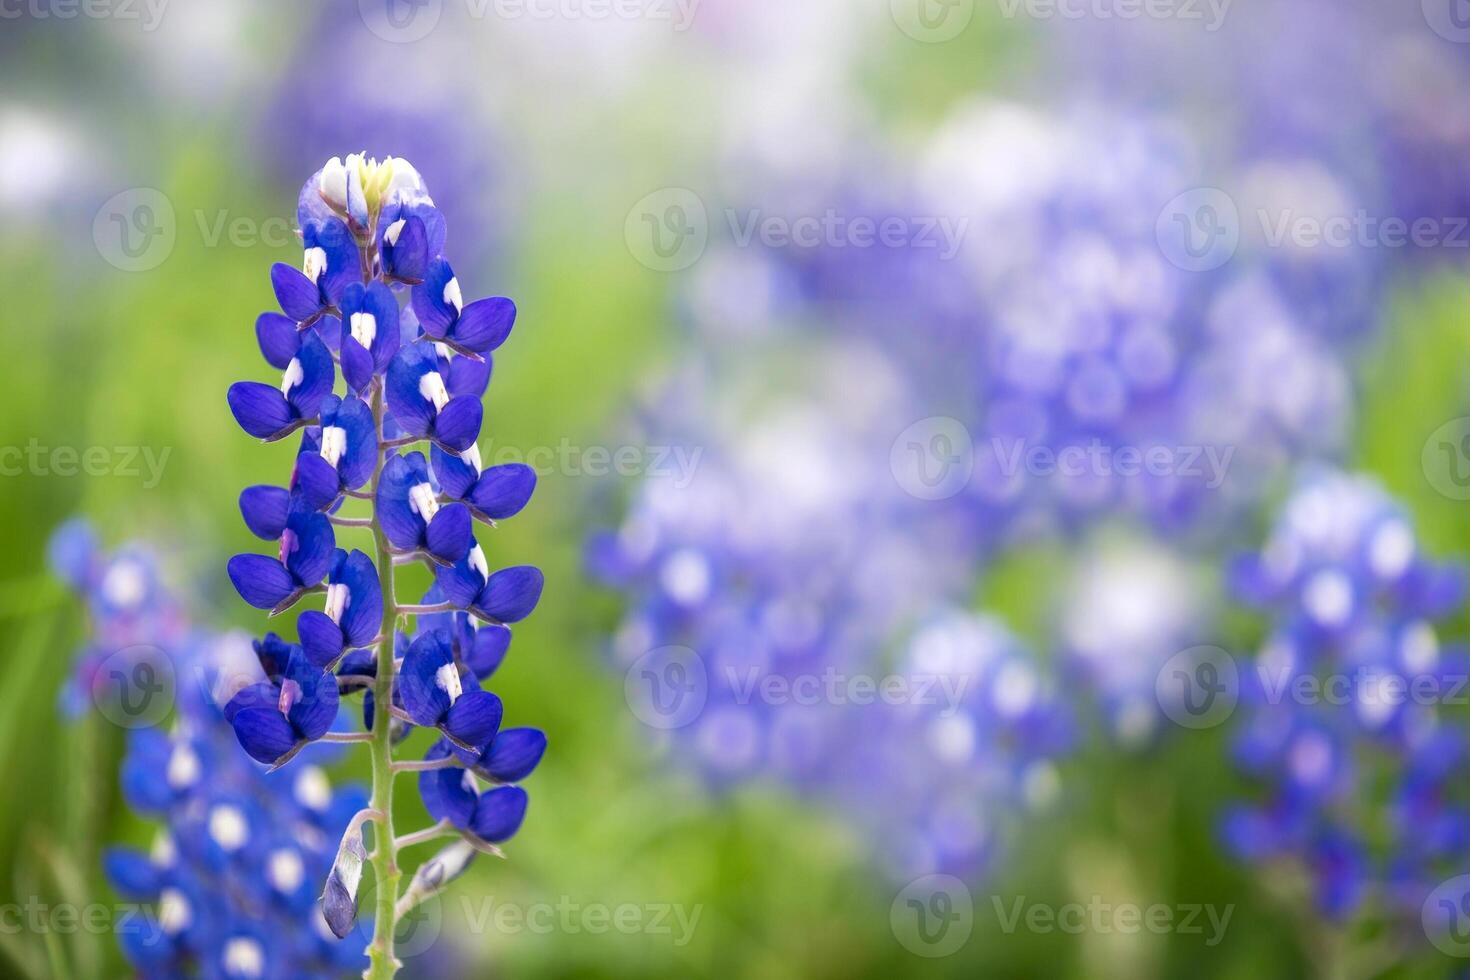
[[5, 0, 1470, 977]]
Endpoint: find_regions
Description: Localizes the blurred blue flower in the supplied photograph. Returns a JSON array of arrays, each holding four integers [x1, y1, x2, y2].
[[1223, 469, 1470, 925]]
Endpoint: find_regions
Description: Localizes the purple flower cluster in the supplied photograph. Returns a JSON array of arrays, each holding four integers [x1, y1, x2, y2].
[[224, 156, 544, 972], [835, 610, 1072, 882], [588, 344, 1065, 880], [1223, 470, 1470, 922], [52, 522, 370, 977], [48, 519, 189, 720]]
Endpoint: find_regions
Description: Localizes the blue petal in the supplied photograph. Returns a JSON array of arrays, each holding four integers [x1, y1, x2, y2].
[[228, 555, 295, 610], [435, 553, 487, 609], [480, 728, 547, 782], [298, 610, 346, 669], [446, 354, 491, 400], [284, 511, 335, 587], [385, 343, 437, 437], [283, 652, 339, 740], [288, 331, 336, 420], [232, 707, 299, 765], [376, 453, 427, 550], [467, 625, 511, 679], [399, 630, 454, 726], [476, 566, 544, 624], [313, 218, 359, 305], [433, 396, 483, 453], [291, 453, 341, 512], [336, 396, 378, 490], [385, 214, 430, 282], [411, 258, 457, 337], [337, 550, 383, 649], [418, 743, 478, 829], [271, 263, 321, 321], [426, 503, 473, 565], [103, 848, 163, 898], [228, 382, 294, 440], [470, 465, 537, 521], [453, 298, 516, 353], [255, 312, 301, 369], [443, 689, 502, 749], [341, 335, 374, 394], [239, 486, 290, 540], [430, 444, 478, 500], [470, 786, 528, 843]]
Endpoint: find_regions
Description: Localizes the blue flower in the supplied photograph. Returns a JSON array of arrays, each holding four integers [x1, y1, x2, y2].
[[270, 217, 357, 326], [434, 547, 544, 624], [338, 281, 401, 394], [225, 652, 340, 768], [385, 341, 487, 452], [291, 394, 378, 510], [418, 746, 530, 845], [411, 258, 517, 356], [376, 451, 473, 565], [227, 508, 335, 612], [431, 444, 536, 524], [227, 329, 335, 442], [297, 549, 383, 669], [397, 628, 503, 753]]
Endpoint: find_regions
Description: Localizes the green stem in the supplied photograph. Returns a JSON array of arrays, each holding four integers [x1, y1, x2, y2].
[[365, 381, 401, 980]]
